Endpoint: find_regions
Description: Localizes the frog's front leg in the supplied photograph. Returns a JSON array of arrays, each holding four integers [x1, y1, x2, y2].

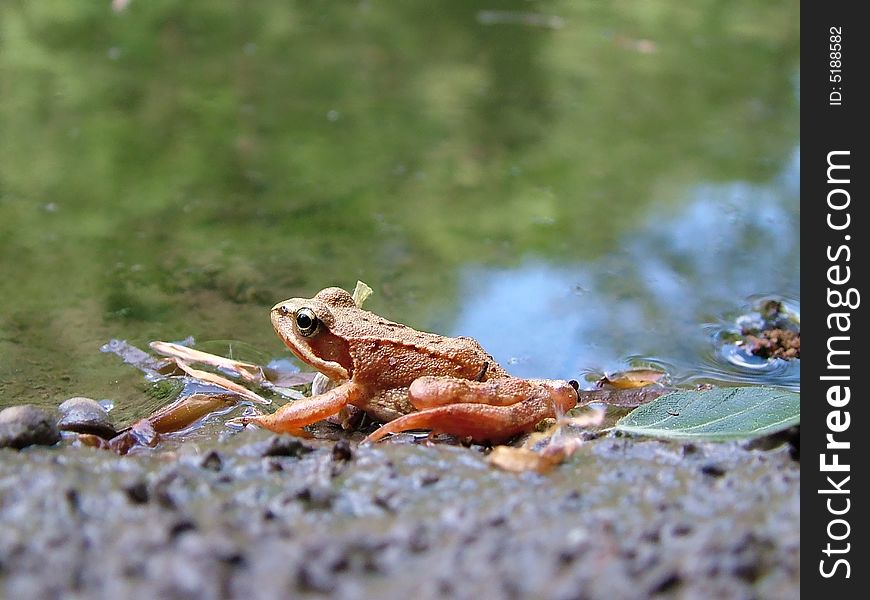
[[229, 382, 365, 433], [363, 377, 578, 444]]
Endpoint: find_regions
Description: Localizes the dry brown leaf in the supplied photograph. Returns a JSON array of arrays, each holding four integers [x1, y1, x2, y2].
[[557, 407, 607, 430], [150, 341, 266, 385], [488, 408, 605, 474], [488, 437, 586, 474], [596, 368, 667, 390], [174, 360, 270, 404], [147, 392, 242, 433], [488, 446, 562, 474]]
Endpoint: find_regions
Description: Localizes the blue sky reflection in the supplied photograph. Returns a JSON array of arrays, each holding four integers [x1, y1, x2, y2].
[[451, 148, 800, 389]]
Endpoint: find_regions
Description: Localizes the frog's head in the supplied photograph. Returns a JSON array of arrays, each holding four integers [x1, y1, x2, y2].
[[271, 287, 356, 381]]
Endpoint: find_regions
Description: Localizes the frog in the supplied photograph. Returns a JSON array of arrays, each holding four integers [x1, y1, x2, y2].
[[229, 287, 579, 443]]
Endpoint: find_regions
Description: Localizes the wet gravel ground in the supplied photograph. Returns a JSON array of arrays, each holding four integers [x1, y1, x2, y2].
[[0, 430, 799, 600]]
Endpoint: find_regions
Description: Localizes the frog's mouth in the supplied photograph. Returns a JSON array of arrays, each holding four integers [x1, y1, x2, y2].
[[284, 342, 351, 382]]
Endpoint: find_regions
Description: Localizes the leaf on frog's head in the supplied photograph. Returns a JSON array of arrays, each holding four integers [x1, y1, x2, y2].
[[352, 280, 374, 308]]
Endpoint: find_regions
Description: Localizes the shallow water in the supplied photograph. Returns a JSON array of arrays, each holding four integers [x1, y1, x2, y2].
[[0, 1, 799, 424]]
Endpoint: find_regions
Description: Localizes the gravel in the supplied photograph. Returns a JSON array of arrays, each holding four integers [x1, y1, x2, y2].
[[0, 429, 799, 600]]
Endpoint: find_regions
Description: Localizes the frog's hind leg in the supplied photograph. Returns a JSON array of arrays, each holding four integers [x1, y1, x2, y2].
[[363, 378, 578, 444], [408, 376, 537, 408], [363, 402, 542, 444], [229, 382, 364, 434]]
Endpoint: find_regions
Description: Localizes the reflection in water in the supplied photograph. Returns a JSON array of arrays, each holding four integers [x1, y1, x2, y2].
[[0, 1, 800, 412], [452, 148, 799, 390]]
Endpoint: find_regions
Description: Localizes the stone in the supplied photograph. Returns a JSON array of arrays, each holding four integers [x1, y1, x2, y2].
[[57, 397, 117, 439], [260, 435, 315, 458], [331, 439, 353, 462], [0, 404, 61, 450], [199, 450, 223, 471]]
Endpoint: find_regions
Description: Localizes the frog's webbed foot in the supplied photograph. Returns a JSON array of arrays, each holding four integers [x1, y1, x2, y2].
[[363, 378, 578, 444], [229, 382, 364, 434]]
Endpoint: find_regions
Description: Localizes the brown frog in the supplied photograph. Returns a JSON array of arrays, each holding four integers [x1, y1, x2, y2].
[[231, 287, 578, 443]]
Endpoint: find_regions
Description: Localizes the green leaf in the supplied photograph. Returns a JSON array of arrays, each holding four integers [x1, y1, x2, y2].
[[614, 387, 799, 441]]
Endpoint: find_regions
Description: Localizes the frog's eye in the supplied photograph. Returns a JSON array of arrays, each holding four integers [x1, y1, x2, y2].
[[295, 308, 319, 337]]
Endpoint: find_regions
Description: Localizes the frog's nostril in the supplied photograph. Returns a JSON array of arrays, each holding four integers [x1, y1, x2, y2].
[[277, 305, 291, 317]]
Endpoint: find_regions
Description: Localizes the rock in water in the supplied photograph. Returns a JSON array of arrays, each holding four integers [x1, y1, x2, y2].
[[0, 405, 61, 450], [57, 397, 117, 439]]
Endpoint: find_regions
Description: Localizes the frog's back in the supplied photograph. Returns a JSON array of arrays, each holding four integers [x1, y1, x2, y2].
[[343, 312, 508, 388]]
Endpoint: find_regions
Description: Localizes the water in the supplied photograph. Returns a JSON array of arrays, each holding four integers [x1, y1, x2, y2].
[[451, 150, 800, 388], [0, 1, 799, 424]]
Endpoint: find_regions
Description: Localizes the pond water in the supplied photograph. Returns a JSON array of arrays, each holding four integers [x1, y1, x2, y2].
[[0, 1, 799, 426]]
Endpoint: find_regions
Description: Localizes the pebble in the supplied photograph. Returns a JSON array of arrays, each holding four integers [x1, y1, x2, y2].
[[331, 439, 353, 462], [260, 435, 315, 458], [124, 480, 150, 504], [199, 450, 224, 471], [57, 397, 117, 439], [0, 404, 62, 450], [700, 463, 727, 478]]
